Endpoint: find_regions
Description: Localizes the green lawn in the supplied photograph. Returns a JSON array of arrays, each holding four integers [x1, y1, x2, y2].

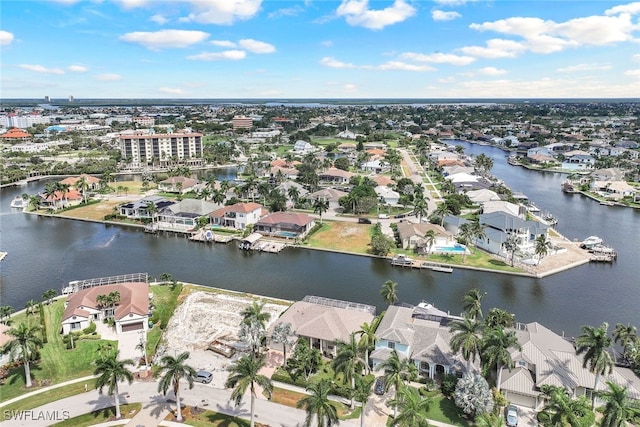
[[184, 410, 256, 426], [147, 282, 183, 359], [1, 379, 97, 412], [424, 391, 471, 427], [51, 403, 141, 427], [1, 301, 117, 402]]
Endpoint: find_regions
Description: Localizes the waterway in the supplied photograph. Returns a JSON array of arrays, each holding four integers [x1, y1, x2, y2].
[[0, 149, 638, 337]]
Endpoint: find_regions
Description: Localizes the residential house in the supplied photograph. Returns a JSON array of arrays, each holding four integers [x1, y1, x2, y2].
[[561, 150, 595, 170], [292, 140, 315, 155], [254, 212, 316, 238], [337, 130, 357, 140], [360, 160, 388, 174], [61, 282, 149, 335], [476, 212, 549, 258], [59, 174, 102, 191], [371, 175, 395, 187], [590, 168, 625, 182], [39, 188, 83, 210], [371, 302, 473, 380], [396, 222, 456, 253], [481, 200, 524, 218], [591, 181, 636, 200], [466, 189, 501, 204], [268, 296, 375, 358], [209, 202, 264, 230], [156, 199, 219, 231], [307, 188, 349, 212], [158, 176, 199, 194], [319, 168, 355, 185], [375, 185, 400, 206], [119, 196, 174, 220]]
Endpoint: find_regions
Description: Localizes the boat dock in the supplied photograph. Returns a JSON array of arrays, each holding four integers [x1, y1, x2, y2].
[[189, 229, 235, 243], [391, 256, 454, 272]]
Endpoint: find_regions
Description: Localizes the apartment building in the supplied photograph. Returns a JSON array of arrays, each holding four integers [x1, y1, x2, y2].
[[119, 131, 203, 164]]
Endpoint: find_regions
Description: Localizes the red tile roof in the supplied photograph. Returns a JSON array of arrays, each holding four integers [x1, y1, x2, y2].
[[1, 128, 31, 139], [63, 282, 149, 322]]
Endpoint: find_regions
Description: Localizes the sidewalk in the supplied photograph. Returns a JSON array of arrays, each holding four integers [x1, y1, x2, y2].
[[0, 375, 97, 409]]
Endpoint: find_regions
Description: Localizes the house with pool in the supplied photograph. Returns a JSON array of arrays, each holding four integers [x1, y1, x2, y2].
[[395, 221, 465, 255], [208, 202, 264, 230], [254, 211, 315, 239]]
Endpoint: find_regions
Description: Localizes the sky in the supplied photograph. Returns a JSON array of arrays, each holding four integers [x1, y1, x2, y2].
[[1, 0, 639, 99]]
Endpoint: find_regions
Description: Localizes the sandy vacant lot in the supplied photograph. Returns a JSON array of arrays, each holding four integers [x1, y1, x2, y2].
[[161, 290, 290, 387]]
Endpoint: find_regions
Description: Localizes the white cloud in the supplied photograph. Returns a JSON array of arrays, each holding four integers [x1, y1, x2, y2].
[[238, 39, 275, 54], [0, 30, 14, 46], [320, 57, 356, 69], [624, 69, 640, 77], [115, 0, 149, 8], [321, 40, 333, 47], [432, 10, 461, 21], [187, 50, 247, 61], [268, 5, 304, 18], [434, 0, 477, 5], [183, 0, 262, 25], [343, 83, 358, 93], [374, 61, 436, 72], [95, 73, 122, 81], [150, 14, 169, 25], [557, 63, 612, 73], [211, 40, 237, 48], [438, 76, 456, 83], [632, 53, 640, 62], [336, 0, 416, 30], [159, 87, 185, 95], [19, 64, 65, 74], [120, 30, 209, 50], [68, 65, 88, 72], [477, 66, 507, 76], [459, 38, 527, 58], [399, 51, 475, 65], [605, 2, 640, 15]]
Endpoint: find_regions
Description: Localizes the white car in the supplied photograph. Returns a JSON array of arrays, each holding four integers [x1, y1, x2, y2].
[[506, 405, 518, 427]]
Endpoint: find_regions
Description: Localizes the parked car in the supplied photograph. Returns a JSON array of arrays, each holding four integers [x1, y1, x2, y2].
[[374, 377, 385, 395], [378, 214, 389, 219], [506, 404, 518, 427], [194, 370, 213, 384], [358, 218, 372, 224]]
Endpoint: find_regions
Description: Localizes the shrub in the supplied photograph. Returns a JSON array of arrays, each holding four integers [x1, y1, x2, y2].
[[440, 373, 459, 397], [82, 322, 96, 335]]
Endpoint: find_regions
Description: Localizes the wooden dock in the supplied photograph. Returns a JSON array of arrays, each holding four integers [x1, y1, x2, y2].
[[189, 229, 235, 243]]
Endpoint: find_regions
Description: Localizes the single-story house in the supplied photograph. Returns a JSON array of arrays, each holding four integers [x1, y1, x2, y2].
[[481, 200, 524, 218], [591, 181, 637, 199], [158, 176, 199, 194], [307, 188, 349, 212], [466, 189, 501, 204], [209, 202, 264, 230], [254, 211, 316, 238], [39, 188, 83, 210], [361, 160, 388, 174], [268, 296, 375, 358], [119, 196, 175, 220], [61, 282, 149, 335], [319, 168, 355, 184], [375, 185, 400, 206], [59, 174, 102, 191], [396, 221, 456, 253], [156, 199, 219, 231]]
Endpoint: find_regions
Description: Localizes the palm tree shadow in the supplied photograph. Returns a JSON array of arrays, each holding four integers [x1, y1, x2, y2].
[[215, 400, 251, 418], [148, 394, 171, 417]]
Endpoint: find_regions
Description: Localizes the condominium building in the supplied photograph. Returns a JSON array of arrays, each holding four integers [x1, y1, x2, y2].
[[132, 116, 155, 127], [232, 115, 253, 130], [119, 132, 203, 164]]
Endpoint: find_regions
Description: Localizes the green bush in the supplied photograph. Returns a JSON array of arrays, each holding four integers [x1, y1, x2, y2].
[[440, 373, 459, 397], [82, 322, 96, 335]]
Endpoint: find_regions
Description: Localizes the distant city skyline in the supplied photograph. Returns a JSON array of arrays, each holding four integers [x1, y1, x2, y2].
[[1, 0, 639, 99]]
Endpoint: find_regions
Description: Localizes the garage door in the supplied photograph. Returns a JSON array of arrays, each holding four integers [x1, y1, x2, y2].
[[506, 392, 537, 408], [121, 322, 144, 332]]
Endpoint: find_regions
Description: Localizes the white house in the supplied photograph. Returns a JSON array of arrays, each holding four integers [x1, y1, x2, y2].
[[209, 202, 264, 230], [375, 185, 400, 205]]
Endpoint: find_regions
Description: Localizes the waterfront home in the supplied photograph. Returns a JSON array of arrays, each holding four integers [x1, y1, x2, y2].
[[561, 150, 595, 170], [371, 302, 473, 380], [371, 175, 395, 187], [254, 211, 315, 238], [396, 221, 455, 253], [375, 185, 400, 206], [270, 166, 299, 180], [39, 188, 83, 210], [590, 168, 625, 182], [268, 296, 375, 358], [208, 202, 264, 230], [501, 322, 640, 408], [119, 195, 174, 220], [319, 168, 355, 185], [481, 200, 524, 218], [466, 188, 501, 204], [591, 180, 637, 200], [59, 174, 102, 191], [442, 165, 475, 176], [476, 212, 549, 258], [156, 199, 219, 231], [61, 282, 149, 335], [158, 176, 199, 194], [307, 188, 348, 212]]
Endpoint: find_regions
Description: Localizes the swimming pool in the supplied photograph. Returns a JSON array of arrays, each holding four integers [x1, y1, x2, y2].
[[433, 245, 467, 253], [277, 231, 299, 238]]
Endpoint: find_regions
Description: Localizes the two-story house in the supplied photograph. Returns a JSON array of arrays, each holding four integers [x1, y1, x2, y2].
[[208, 202, 264, 230]]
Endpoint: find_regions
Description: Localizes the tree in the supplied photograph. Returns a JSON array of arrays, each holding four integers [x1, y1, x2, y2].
[[380, 280, 398, 306], [575, 322, 614, 411], [313, 198, 329, 224], [241, 301, 271, 355], [41, 289, 57, 306], [354, 375, 374, 427], [270, 322, 297, 366], [388, 385, 431, 427], [1, 322, 43, 388], [296, 379, 339, 427], [503, 235, 519, 267], [370, 233, 395, 256], [423, 230, 436, 255], [155, 351, 197, 422], [535, 234, 552, 264], [612, 323, 638, 354], [94, 352, 134, 419], [331, 333, 367, 408], [413, 198, 428, 223], [287, 186, 300, 206], [476, 413, 505, 427], [598, 381, 640, 427], [356, 314, 382, 369], [481, 327, 521, 391], [0, 305, 14, 324], [537, 385, 594, 427], [463, 288, 485, 320], [287, 338, 322, 381], [484, 308, 515, 329], [377, 350, 418, 418], [449, 316, 483, 372], [77, 175, 90, 204], [453, 372, 494, 417], [433, 203, 452, 226], [225, 354, 273, 427], [25, 299, 38, 316]]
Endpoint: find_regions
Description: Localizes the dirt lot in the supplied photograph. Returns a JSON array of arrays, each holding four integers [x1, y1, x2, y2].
[[160, 290, 290, 387]]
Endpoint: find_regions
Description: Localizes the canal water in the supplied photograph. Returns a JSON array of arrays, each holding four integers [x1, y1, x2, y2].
[[0, 150, 638, 337]]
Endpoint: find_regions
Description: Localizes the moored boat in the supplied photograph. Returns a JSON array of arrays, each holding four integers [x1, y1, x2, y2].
[[391, 254, 415, 266], [10, 196, 27, 209], [581, 236, 603, 249], [421, 261, 453, 273]]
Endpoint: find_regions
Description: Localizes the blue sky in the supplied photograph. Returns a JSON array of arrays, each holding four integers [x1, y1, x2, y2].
[[1, 0, 639, 99]]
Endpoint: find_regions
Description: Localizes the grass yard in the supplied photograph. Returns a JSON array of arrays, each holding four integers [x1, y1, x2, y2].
[[183, 408, 264, 427], [51, 403, 141, 427], [423, 391, 471, 427], [58, 199, 125, 221], [1, 379, 98, 412], [302, 221, 372, 253], [147, 282, 184, 359], [1, 300, 117, 402], [269, 387, 360, 421]]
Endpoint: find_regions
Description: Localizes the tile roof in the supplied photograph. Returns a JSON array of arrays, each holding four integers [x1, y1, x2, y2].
[[62, 282, 149, 322], [256, 211, 315, 227]]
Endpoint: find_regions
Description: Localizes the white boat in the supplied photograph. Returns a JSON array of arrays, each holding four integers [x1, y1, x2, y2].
[[581, 236, 603, 249], [421, 261, 453, 273], [0, 252, 7, 262], [391, 254, 415, 266], [10, 196, 27, 209]]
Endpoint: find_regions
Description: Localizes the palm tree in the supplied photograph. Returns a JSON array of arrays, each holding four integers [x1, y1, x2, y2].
[[313, 198, 330, 224], [225, 354, 273, 427], [270, 322, 297, 366], [43, 182, 58, 210], [598, 380, 640, 427], [0, 305, 13, 324], [612, 323, 638, 353], [1, 322, 43, 388], [24, 299, 37, 316], [388, 385, 431, 427], [462, 288, 485, 320], [77, 175, 90, 204], [535, 234, 552, 264], [423, 230, 436, 255], [575, 322, 614, 410], [241, 300, 271, 329], [28, 195, 42, 211], [354, 375, 374, 427], [377, 350, 417, 418], [296, 379, 339, 427], [332, 333, 367, 408], [476, 412, 505, 427], [449, 316, 483, 372], [413, 197, 428, 223], [356, 314, 382, 369], [433, 203, 452, 226], [380, 280, 398, 306], [538, 385, 593, 427], [481, 327, 521, 391], [41, 289, 57, 306], [503, 234, 519, 267], [155, 351, 197, 422], [94, 352, 134, 419], [287, 186, 300, 206]]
